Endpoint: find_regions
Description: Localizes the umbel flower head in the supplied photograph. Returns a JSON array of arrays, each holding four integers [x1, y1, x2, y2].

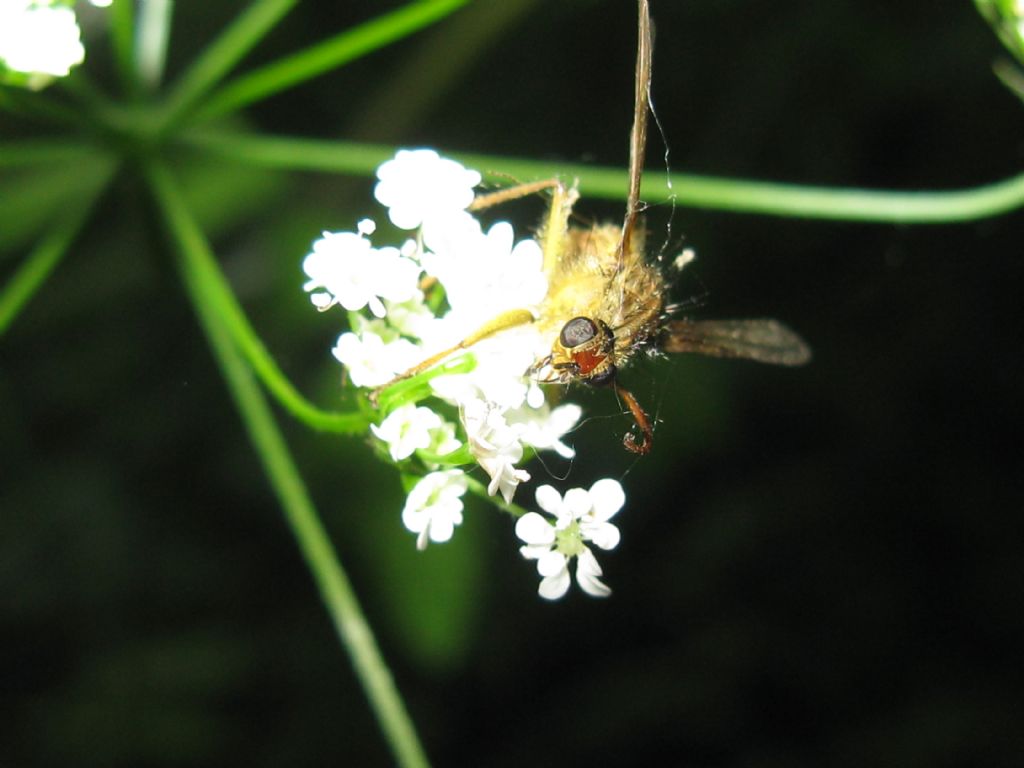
[[0, 0, 102, 90], [302, 149, 630, 597], [516, 479, 625, 599]]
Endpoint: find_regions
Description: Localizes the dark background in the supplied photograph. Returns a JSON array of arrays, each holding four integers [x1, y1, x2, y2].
[[2, 1, 1023, 765]]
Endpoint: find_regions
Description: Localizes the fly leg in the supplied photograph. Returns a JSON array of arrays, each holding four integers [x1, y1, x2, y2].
[[369, 308, 535, 406], [615, 382, 653, 455]]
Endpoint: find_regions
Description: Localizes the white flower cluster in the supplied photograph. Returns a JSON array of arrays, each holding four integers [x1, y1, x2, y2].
[[0, 0, 106, 89], [302, 149, 627, 599]]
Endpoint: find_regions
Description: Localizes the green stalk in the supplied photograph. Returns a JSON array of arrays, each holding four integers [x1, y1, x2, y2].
[[0, 157, 116, 335], [182, 131, 1024, 223], [136, 0, 175, 91], [465, 476, 529, 518], [109, 0, 137, 96], [124, 151, 366, 433], [161, 0, 298, 129], [191, 0, 470, 123], [145, 159, 430, 768]]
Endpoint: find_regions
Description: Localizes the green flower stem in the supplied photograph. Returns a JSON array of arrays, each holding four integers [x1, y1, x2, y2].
[[127, 157, 367, 433], [109, 0, 137, 96], [145, 159, 430, 768], [136, 0, 174, 91], [190, 0, 471, 124], [183, 131, 1024, 223], [0, 157, 116, 335], [160, 0, 298, 130], [465, 476, 529, 519]]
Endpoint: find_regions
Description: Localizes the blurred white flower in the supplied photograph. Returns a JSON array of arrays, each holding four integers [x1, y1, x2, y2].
[[303, 229, 420, 318], [402, 470, 468, 550], [462, 398, 530, 504], [374, 149, 481, 230], [421, 420, 462, 469], [0, 1, 85, 88], [510, 402, 582, 459], [516, 479, 625, 599], [331, 328, 421, 388], [371, 404, 443, 462]]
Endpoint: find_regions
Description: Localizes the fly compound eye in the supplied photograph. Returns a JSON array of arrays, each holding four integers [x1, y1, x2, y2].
[[560, 316, 598, 348]]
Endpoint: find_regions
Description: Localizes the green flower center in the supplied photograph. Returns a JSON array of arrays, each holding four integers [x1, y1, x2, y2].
[[554, 520, 585, 558]]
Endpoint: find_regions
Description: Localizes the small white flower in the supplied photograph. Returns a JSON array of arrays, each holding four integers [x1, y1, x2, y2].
[[331, 328, 420, 388], [422, 420, 462, 468], [303, 230, 420, 318], [402, 470, 468, 550], [0, 1, 85, 87], [515, 479, 625, 599], [462, 398, 530, 503], [382, 295, 439, 341], [371, 404, 443, 462], [374, 149, 481, 230], [422, 220, 547, 324], [510, 402, 582, 459]]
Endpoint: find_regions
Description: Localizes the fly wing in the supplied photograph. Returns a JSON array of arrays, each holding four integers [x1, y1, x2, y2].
[[662, 319, 812, 366], [617, 0, 652, 271]]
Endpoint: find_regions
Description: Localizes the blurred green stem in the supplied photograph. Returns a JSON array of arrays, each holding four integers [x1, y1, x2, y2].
[[0, 157, 116, 335], [191, 0, 471, 123], [145, 159, 430, 768], [466, 476, 528, 518], [109, 0, 137, 96], [183, 131, 1024, 223], [122, 151, 366, 433], [161, 0, 298, 129], [136, 0, 174, 91]]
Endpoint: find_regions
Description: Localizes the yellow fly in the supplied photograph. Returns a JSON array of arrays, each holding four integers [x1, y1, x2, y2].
[[375, 0, 810, 454]]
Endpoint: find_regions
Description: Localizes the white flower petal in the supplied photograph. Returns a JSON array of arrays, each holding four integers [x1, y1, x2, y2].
[[562, 487, 593, 519], [515, 512, 555, 546], [427, 514, 456, 544], [519, 543, 551, 561], [537, 549, 568, 578], [575, 548, 612, 597], [538, 569, 571, 600], [585, 521, 621, 551], [589, 478, 626, 521], [533, 485, 563, 516], [415, 526, 430, 551]]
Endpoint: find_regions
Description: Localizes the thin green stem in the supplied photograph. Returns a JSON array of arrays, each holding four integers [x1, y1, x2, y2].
[[161, 0, 298, 129], [182, 131, 1024, 224], [136, 0, 174, 91], [0, 157, 116, 335], [78, 139, 363, 431], [109, 0, 138, 96], [130, 162, 366, 433], [145, 159, 430, 768], [192, 263, 365, 431], [466, 476, 529, 518], [191, 0, 471, 123]]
